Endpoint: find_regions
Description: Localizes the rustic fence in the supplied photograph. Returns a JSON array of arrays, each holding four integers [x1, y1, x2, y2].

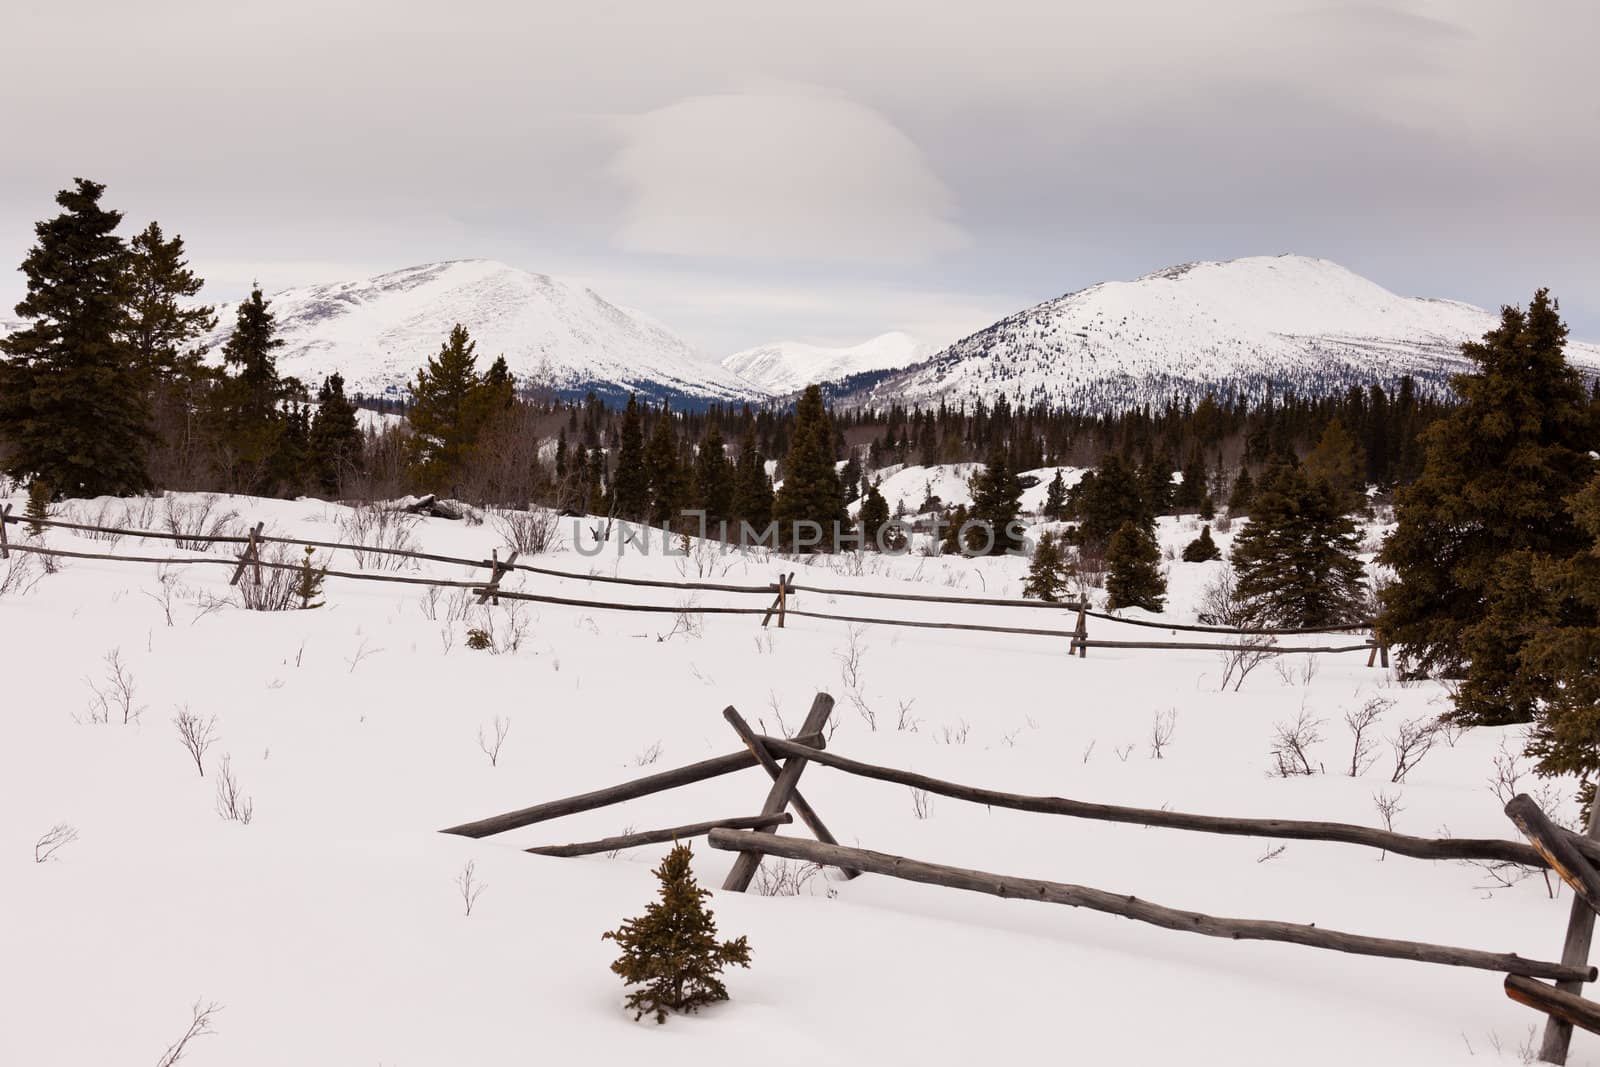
[[1, 507, 1387, 660], [446, 691, 1600, 1064]]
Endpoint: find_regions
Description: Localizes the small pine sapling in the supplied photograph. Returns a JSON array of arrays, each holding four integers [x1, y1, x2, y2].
[[293, 546, 327, 609], [1181, 524, 1222, 563], [1022, 531, 1073, 602], [25, 479, 50, 536], [602, 842, 751, 1023]]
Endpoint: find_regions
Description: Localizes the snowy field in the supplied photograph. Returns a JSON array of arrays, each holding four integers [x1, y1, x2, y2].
[[1, 478, 1591, 1066]]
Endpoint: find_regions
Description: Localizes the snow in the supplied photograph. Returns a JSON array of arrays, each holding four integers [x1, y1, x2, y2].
[[722, 331, 935, 396], [206, 260, 765, 403], [2, 491, 1591, 1065], [861, 254, 1600, 412]]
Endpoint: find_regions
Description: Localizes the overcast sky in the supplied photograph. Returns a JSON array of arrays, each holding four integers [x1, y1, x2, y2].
[[2, 0, 1597, 358]]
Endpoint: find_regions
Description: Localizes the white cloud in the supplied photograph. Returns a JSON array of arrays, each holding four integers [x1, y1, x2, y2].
[[609, 88, 966, 265]]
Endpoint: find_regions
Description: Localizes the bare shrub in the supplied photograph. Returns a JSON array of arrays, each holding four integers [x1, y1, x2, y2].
[[34, 823, 79, 862], [344, 637, 382, 673], [1201, 569, 1277, 691], [633, 740, 664, 767], [0, 552, 43, 598], [1273, 654, 1320, 688], [456, 859, 487, 916], [163, 495, 241, 551], [491, 505, 561, 555], [1257, 844, 1287, 863], [1115, 742, 1135, 762], [337, 504, 419, 570], [1343, 696, 1391, 777], [895, 698, 921, 733], [154, 999, 222, 1067], [910, 787, 933, 819], [939, 719, 971, 745], [657, 599, 704, 642], [83, 648, 144, 725], [477, 716, 511, 767], [420, 585, 475, 623], [214, 755, 254, 824], [836, 624, 868, 690], [174, 707, 218, 776], [1074, 546, 1108, 593], [1389, 717, 1439, 783], [1269, 707, 1325, 777], [235, 545, 320, 612], [474, 601, 531, 653], [1148, 709, 1177, 759], [752, 857, 827, 897], [145, 566, 186, 626]]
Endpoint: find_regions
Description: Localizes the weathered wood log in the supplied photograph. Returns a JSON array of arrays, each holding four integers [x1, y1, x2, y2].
[[1080, 639, 1372, 654], [707, 829, 1593, 983], [436, 733, 822, 839], [476, 548, 519, 606], [787, 579, 1084, 612], [756, 736, 1592, 868], [722, 707, 858, 880], [722, 693, 834, 892], [1507, 976, 1600, 1043], [229, 521, 265, 586], [482, 588, 769, 615], [784, 609, 1079, 640], [526, 813, 792, 857], [1507, 795, 1600, 917], [1536, 801, 1600, 1064]]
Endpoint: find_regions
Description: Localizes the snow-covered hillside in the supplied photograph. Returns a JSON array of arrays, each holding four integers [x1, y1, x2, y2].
[[3, 489, 1590, 1065], [207, 260, 766, 407], [722, 331, 934, 396], [852, 255, 1600, 412]]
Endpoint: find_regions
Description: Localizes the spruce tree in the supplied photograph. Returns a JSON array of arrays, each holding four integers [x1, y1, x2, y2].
[[644, 407, 688, 526], [1379, 290, 1596, 720], [1227, 466, 1255, 516], [1302, 418, 1366, 508], [213, 286, 292, 492], [1022, 531, 1073, 601], [1198, 493, 1215, 522], [1182, 524, 1222, 563], [611, 395, 651, 520], [407, 324, 494, 494], [1232, 463, 1365, 628], [772, 385, 845, 548], [602, 842, 751, 1024], [0, 178, 152, 496], [1073, 454, 1152, 550], [1105, 521, 1166, 612], [308, 374, 363, 497], [693, 425, 735, 526], [969, 445, 1024, 555], [25, 478, 50, 536], [124, 221, 215, 384], [731, 432, 773, 531], [1043, 469, 1068, 520], [857, 478, 891, 550]]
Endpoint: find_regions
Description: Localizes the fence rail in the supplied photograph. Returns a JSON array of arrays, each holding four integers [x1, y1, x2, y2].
[[3, 507, 1384, 659]]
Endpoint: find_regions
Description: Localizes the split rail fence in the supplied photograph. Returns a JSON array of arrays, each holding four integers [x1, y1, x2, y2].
[[445, 691, 1600, 1064], [1, 506, 1388, 661]]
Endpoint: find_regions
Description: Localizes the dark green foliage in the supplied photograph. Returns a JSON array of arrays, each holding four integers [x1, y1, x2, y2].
[[293, 546, 327, 609], [1043, 469, 1068, 520], [1182, 524, 1222, 563], [465, 627, 492, 650], [1174, 452, 1207, 511], [602, 843, 751, 1024], [212, 287, 296, 493], [1379, 290, 1596, 723], [1072, 454, 1153, 550], [1231, 463, 1365, 627], [0, 178, 153, 496], [1023, 531, 1073, 601], [857, 478, 891, 550], [1105, 521, 1166, 612], [308, 374, 363, 497], [1302, 418, 1366, 508], [611, 395, 650, 520], [968, 446, 1025, 555], [731, 432, 773, 529], [407, 324, 502, 495], [1515, 476, 1600, 782], [645, 406, 688, 525], [942, 504, 970, 556], [693, 424, 735, 525], [125, 221, 214, 384], [772, 385, 845, 546], [1227, 466, 1255, 516]]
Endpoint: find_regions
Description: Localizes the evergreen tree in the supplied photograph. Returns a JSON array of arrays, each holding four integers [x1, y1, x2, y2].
[[942, 504, 971, 556], [693, 424, 735, 526], [731, 432, 773, 530], [1380, 290, 1596, 721], [1198, 493, 1215, 522], [212, 286, 293, 492], [602, 843, 751, 1024], [1073, 454, 1152, 550], [0, 178, 152, 496], [1227, 466, 1255, 516], [407, 324, 496, 494], [857, 478, 891, 550], [1022, 531, 1073, 601], [772, 385, 845, 547], [1232, 463, 1366, 627], [968, 445, 1024, 555], [1175, 452, 1207, 511], [25, 478, 50, 536], [1043, 469, 1068, 520], [1105, 521, 1166, 612], [124, 221, 215, 384], [645, 407, 688, 525], [308, 374, 362, 497], [1302, 417, 1366, 508], [611, 395, 651, 520], [1182, 524, 1222, 563]]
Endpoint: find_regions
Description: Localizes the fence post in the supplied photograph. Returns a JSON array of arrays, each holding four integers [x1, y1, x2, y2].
[[1538, 800, 1600, 1064], [1072, 603, 1088, 658], [476, 549, 519, 606], [229, 521, 264, 586], [0, 503, 10, 559], [721, 692, 835, 892], [778, 572, 789, 629]]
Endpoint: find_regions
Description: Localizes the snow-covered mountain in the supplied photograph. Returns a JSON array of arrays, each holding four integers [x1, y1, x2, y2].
[[207, 260, 764, 407], [850, 255, 1600, 412], [722, 331, 935, 396]]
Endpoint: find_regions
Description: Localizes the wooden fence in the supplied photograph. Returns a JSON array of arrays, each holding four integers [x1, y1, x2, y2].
[[446, 691, 1600, 1064], [2, 508, 1389, 661]]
